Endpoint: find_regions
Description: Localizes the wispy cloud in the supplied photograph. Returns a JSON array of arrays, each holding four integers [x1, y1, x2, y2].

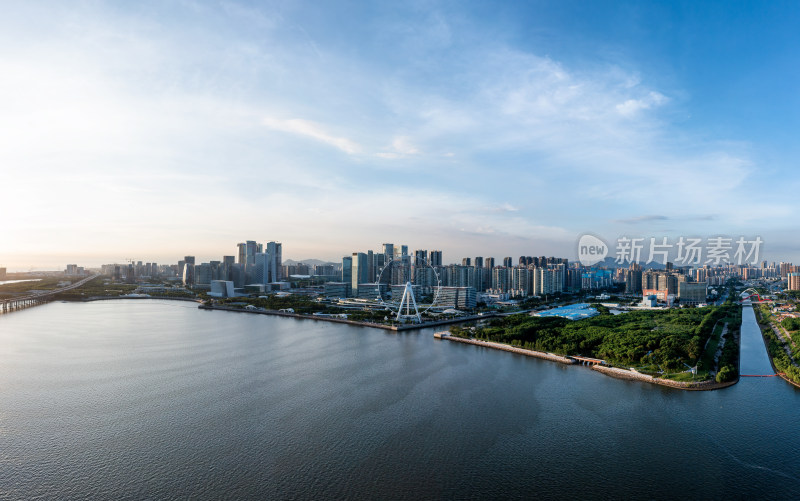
[[263, 117, 361, 154], [615, 215, 670, 224], [616, 91, 668, 116], [377, 136, 420, 159]]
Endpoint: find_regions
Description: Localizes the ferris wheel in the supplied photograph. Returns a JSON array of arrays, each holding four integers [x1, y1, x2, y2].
[[374, 257, 441, 323]]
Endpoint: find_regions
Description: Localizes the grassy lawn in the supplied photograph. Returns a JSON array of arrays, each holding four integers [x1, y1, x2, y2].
[[661, 370, 708, 382]]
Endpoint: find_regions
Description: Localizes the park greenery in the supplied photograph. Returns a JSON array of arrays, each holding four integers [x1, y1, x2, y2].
[[0, 277, 70, 297], [215, 295, 397, 323], [450, 303, 741, 381], [52, 277, 139, 300], [755, 304, 800, 385]]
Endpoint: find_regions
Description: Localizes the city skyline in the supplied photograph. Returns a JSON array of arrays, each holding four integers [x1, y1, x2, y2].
[[3, 1, 800, 270]]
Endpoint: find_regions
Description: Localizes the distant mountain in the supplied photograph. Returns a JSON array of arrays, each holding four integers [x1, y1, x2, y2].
[[284, 258, 338, 267]]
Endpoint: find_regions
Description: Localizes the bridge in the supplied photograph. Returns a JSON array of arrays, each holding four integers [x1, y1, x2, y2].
[[1, 274, 98, 314], [739, 288, 770, 304], [570, 355, 606, 366]]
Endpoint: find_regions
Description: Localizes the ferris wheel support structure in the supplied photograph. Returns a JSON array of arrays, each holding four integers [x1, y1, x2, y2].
[[395, 281, 421, 323]]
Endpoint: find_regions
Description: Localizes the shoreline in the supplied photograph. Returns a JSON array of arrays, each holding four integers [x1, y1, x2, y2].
[[591, 365, 738, 391], [59, 296, 499, 331], [434, 333, 575, 364], [435, 333, 738, 391], [759, 323, 800, 390], [752, 305, 800, 390], [197, 303, 497, 331], [81, 295, 201, 303]]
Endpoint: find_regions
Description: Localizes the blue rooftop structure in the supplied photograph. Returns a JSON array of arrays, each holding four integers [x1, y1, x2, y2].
[[534, 303, 599, 321]]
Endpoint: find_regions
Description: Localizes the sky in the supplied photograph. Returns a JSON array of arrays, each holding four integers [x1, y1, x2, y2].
[[2, 0, 800, 270]]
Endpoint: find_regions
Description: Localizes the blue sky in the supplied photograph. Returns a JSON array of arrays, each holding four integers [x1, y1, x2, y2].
[[1, 0, 799, 269]]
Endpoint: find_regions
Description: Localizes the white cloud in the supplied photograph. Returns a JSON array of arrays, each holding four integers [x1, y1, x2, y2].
[[377, 136, 420, 159], [263, 117, 361, 154], [616, 91, 668, 116]]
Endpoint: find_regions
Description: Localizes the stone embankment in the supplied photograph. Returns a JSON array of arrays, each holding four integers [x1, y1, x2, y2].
[[435, 333, 738, 391], [434, 333, 575, 364], [592, 365, 738, 391]]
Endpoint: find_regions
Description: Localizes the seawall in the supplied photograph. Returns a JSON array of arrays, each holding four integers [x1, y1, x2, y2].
[[592, 365, 738, 391], [435, 333, 575, 364]]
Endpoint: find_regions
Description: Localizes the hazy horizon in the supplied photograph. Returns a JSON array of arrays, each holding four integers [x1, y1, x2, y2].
[[2, 1, 799, 270]]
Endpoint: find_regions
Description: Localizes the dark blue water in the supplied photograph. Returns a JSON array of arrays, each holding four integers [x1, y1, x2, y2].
[[1, 301, 799, 499]]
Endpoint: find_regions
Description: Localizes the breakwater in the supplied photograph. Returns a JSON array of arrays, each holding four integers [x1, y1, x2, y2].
[[434, 332, 575, 364], [592, 365, 738, 391]]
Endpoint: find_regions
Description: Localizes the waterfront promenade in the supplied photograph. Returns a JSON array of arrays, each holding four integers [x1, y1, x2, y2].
[[198, 304, 497, 331], [434, 331, 740, 391]]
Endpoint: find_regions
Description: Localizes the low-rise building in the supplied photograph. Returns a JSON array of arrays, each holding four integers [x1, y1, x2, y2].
[[209, 280, 235, 298]]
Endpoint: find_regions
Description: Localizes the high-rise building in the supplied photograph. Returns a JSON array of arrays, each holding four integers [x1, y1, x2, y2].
[[491, 267, 511, 292], [195, 263, 212, 287], [503, 257, 513, 267], [182, 263, 195, 286], [254, 253, 271, 285], [625, 268, 643, 294], [383, 243, 394, 262], [237, 243, 247, 265], [230, 264, 246, 288], [367, 250, 375, 282], [788, 273, 800, 291], [222, 256, 235, 280], [441, 265, 475, 289], [178, 256, 195, 286], [352, 252, 369, 293], [209, 260, 222, 280], [474, 256, 484, 268], [266, 241, 282, 281], [414, 249, 428, 266], [429, 250, 443, 267], [375, 254, 387, 279], [237, 241, 259, 267], [342, 256, 352, 285], [485, 257, 495, 269], [462, 257, 471, 266], [512, 267, 533, 295], [533, 266, 564, 295]]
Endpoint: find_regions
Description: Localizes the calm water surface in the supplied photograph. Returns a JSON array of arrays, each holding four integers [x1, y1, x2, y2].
[[1, 300, 799, 499]]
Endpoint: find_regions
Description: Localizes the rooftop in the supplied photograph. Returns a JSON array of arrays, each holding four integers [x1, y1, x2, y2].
[[533, 303, 599, 321]]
